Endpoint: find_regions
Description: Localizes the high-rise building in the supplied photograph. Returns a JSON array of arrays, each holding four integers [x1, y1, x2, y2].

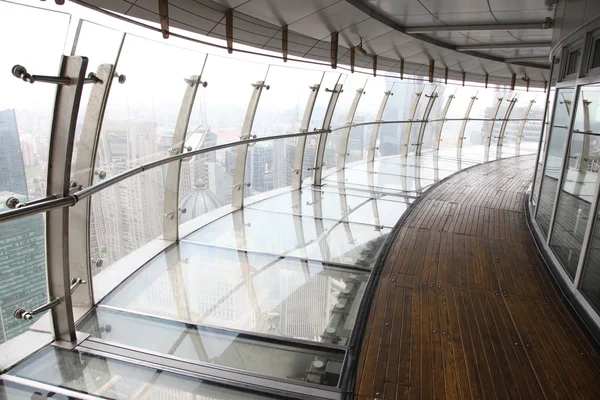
[[0, 109, 46, 344]]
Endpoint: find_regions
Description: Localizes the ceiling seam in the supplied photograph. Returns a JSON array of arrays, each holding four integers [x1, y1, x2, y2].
[[124, 0, 138, 15], [414, 0, 447, 25]]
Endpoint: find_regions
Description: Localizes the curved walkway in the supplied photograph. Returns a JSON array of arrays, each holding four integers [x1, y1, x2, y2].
[[354, 155, 600, 399]]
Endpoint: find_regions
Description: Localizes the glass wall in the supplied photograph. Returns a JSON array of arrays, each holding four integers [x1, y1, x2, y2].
[[535, 88, 575, 237]]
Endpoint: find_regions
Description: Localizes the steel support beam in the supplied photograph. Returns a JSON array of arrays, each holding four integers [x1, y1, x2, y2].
[[434, 93, 455, 153], [69, 64, 118, 307], [373, 56, 377, 77], [515, 99, 536, 156], [331, 32, 338, 69], [313, 83, 343, 186], [367, 90, 394, 162], [337, 88, 365, 170], [45, 55, 89, 341], [400, 59, 404, 80], [457, 94, 477, 156], [401, 91, 423, 157], [505, 56, 549, 63], [456, 42, 551, 51], [350, 47, 355, 73], [405, 20, 552, 33], [416, 89, 439, 156], [232, 81, 268, 208], [158, 0, 169, 39], [226, 10, 233, 54], [291, 83, 321, 189], [162, 76, 202, 240], [282, 25, 288, 62], [428, 60, 434, 83]]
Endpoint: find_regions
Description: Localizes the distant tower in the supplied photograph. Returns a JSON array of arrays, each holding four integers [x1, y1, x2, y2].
[[0, 109, 46, 344]]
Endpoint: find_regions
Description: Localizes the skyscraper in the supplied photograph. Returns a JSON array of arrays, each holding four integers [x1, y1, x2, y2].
[[0, 109, 46, 344]]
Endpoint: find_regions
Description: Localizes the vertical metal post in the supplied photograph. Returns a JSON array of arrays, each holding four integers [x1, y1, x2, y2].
[[547, 87, 580, 245], [573, 99, 591, 198], [400, 59, 404, 80], [457, 93, 477, 156], [401, 91, 423, 156], [232, 81, 268, 208], [367, 90, 393, 162], [313, 83, 343, 186], [162, 76, 202, 240], [416, 89, 439, 156], [291, 83, 321, 189], [336, 88, 364, 170], [46, 55, 89, 341], [515, 99, 535, 156], [497, 95, 519, 147], [69, 64, 117, 307], [158, 0, 169, 39], [373, 56, 377, 77], [433, 93, 455, 152], [428, 60, 435, 83], [226, 10, 233, 54], [350, 47, 355, 73], [484, 96, 504, 149]]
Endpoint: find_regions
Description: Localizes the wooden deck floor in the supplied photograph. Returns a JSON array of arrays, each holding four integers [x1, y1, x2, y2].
[[353, 155, 600, 400]]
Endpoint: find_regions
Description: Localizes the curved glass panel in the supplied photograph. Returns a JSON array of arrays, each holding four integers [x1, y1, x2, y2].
[[408, 84, 437, 154], [324, 76, 365, 170], [8, 346, 275, 399], [90, 164, 168, 278], [439, 87, 478, 151], [379, 81, 420, 156], [98, 34, 206, 173], [549, 84, 600, 278], [191, 55, 268, 145], [536, 88, 575, 237], [244, 138, 295, 198], [580, 207, 600, 313], [520, 94, 546, 156], [0, 1, 70, 345], [252, 65, 323, 137], [308, 72, 342, 132]]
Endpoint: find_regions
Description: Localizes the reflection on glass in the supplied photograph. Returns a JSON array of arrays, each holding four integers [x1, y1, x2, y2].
[[103, 242, 369, 345], [80, 308, 345, 386], [580, 210, 600, 314], [247, 188, 409, 227], [549, 84, 600, 278], [348, 159, 457, 180], [8, 347, 275, 399], [244, 139, 296, 198], [536, 88, 575, 237], [0, 1, 69, 345], [0, 379, 73, 400], [185, 209, 389, 268]]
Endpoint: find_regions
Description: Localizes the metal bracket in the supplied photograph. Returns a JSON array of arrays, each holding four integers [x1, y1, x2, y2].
[[252, 82, 270, 90], [13, 278, 86, 321], [12, 64, 101, 85], [184, 77, 208, 87]]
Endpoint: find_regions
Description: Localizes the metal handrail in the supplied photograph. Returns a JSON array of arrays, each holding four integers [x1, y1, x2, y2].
[[0, 115, 544, 224]]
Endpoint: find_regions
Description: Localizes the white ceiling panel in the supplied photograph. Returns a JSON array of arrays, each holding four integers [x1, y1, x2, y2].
[[488, 0, 551, 12], [364, 0, 433, 17], [418, 0, 491, 14], [427, 31, 484, 46], [233, 14, 279, 37], [287, 32, 319, 47], [127, 5, 159, 24], [236, 0, 338, 27], [492, 9, 555, 22], [362, 30, 414, 55], [169, 4, 218, 33], [387, 13, 443, 26], [288, 1, 369, 40], [338, 18, 394, 49], [85, 0, 131, 14], [132, 0, 159, 14], [205, 0, 249, 8], [171, 0, 225, 24]]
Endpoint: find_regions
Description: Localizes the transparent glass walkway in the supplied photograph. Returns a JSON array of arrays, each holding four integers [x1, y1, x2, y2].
[[3, 152, 490, 399]]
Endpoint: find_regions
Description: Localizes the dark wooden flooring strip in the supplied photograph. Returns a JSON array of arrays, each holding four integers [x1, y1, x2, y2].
[[354, 155, 600, 399]]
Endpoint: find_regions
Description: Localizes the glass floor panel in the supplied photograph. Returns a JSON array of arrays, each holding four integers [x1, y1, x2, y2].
[[7, 347, 275, 399], [323, 169, 437, 193], [185, 208, 391, 268], [102, 241, 369, 344], [311, 185, 417, 202], [375, 154, 478, 170], [347, 162, 457, 180], [78, 307, 345, 386], [247, 189, 410, 228]]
